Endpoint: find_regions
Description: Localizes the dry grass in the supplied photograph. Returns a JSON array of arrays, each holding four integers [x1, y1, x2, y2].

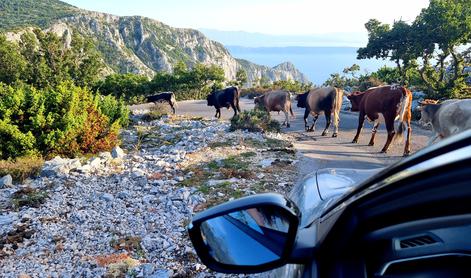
[[141, 103, 171, 121], [95, 253, 132, 267], [11, 187, 48, 209], [0, 156, 44, 183]]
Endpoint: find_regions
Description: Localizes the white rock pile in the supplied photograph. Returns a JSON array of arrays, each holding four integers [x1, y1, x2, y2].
[[0, 116, 290, 277]]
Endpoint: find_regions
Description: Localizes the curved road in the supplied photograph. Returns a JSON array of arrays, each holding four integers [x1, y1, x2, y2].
[[132, 98, 433, 180]]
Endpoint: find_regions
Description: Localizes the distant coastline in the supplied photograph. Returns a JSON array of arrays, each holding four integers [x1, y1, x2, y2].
[[226, 46, 393, 85]]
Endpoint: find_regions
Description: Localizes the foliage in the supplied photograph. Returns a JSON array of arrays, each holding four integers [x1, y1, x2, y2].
[[324, 64, 426, 92], [94, 73, 149, 101], [0, 35, 27, 84], [0, 82, 128, 159], [228, 69, 248, 87], [0, 29, 104, 88], [0, 155, 43, 182], [230, 109, 281, 133], [0, 0, 77, 31], [272, 79, 313, 93], [358, 0, 471, 98], [149, 61, 226, 100]]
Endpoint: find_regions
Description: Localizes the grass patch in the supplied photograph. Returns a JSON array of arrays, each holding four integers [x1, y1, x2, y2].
[[242, 137, 293, 150], [179, 167, 213, 188], [11, 187, 48, 209], [230, 109, 281, 133], [240, 151, 257, 158], [141, 103, 171, 121], [207, 141, 233, 149], [0, 156, 44, 183], [110, 236, 145, 258]]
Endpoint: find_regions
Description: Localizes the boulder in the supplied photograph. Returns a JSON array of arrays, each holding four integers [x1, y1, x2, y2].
[[111, 146, 125, 159], [0, 174, 13, 188]]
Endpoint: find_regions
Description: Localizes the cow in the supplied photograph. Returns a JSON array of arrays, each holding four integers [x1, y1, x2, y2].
[[254, 90, 294, 127], [418, 99, 471, 145], [206, 86, 241, 119], [146, 92, 177, 114], [347, 85, 413, 156], [295, 87, 344, 137]]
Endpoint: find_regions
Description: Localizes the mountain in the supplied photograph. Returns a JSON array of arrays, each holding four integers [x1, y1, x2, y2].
[[0, 0, 310, 84], [199, 28, 368, 47]]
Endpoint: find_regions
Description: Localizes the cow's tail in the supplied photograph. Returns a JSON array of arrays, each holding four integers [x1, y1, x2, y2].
[[171, 92, 177, 108], [332, 88, 344, 128], [393, 88, 411, 144]]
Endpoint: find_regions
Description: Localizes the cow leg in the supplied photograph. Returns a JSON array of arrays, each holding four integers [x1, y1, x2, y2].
[[170, 104, 176, 114], [368, 120, 380, 146], [284, 111, 290, 128], [381, 114, 395, 153], [332, 112, 340, 138], [230, 103, 238, 117], [352, 112, 366, 143], [215, 109, 221, 119], [309, 114, 319, 132], [321, 112, 332, 136], [403, 121, 412, 156], [303, 109, 310, 131]]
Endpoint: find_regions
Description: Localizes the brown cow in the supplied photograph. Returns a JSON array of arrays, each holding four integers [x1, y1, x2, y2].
[[254, 90, 295, 127], [347, 85, 412, 156]]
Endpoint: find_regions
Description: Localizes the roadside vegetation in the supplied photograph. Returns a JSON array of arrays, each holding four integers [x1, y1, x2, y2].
[[0, 29, 128, 179], [332, 0, 470, 99], [230, 109, 281, 133]]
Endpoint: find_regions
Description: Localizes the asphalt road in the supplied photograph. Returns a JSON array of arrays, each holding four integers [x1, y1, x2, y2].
[[132, 98, 433, 179]]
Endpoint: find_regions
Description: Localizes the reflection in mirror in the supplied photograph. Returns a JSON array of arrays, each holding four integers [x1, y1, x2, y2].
[[200, 206, 291, 266]]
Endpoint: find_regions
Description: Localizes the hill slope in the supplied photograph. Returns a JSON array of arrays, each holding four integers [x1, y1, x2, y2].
[[0, 0, 310, 84]]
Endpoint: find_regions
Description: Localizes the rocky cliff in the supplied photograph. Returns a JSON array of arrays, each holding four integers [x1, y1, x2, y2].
[[1, 0, 310, 85]]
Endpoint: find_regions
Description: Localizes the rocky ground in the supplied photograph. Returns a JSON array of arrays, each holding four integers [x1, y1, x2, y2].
[[0, 114, 297, 277]]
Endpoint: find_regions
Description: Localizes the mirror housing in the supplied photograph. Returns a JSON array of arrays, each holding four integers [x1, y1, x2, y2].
[[188, 193, 300, 274]]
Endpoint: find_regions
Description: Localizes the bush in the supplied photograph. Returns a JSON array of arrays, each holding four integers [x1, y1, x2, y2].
[[141, 103, 171, 121], [0, 82, 129, 159], [0, 156, 44, 183], [230, 109, 281, 133]]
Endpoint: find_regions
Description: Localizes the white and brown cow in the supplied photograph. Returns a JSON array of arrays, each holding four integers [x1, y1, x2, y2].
[[418, 99, 471, 145], [254, 90, 294, 127]]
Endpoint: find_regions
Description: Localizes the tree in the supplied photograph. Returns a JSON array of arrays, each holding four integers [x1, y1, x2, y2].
[[18, 29, 104, 88], [234, 69, 248, 87], [358, 0, 471, 98], [413, 0, 471, 98], [0, 35, 27, 84], [95, 73, 149, 100], [357, 19, 418, 85]]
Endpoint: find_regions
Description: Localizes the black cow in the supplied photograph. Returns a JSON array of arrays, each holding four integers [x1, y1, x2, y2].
[[146, 92, 177, 114], [207, 87, 241, 118], [296, 87, 344, 137]]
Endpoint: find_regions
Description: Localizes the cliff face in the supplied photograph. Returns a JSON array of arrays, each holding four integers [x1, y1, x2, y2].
[[2, 0, 310, 84]]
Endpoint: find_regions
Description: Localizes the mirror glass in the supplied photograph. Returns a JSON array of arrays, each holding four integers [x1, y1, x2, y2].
[[199, 206, 292, 266]]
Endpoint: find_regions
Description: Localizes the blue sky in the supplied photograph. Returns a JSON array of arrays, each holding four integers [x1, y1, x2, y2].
[[62, 0, 429, 35]]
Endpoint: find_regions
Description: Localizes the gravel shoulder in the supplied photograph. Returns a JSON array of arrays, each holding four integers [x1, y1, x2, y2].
[[0, 114, 297, 277]]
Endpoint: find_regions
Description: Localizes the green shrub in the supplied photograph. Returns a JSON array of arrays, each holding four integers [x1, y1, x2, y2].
[[0, 82, 129, 159], [230, 109, 281, 133]]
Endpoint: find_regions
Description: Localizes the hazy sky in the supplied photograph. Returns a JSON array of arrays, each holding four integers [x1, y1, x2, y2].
[[62, 0, 429, 35]]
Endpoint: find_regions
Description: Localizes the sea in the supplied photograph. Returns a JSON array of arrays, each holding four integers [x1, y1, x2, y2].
[[226, 46, 393, 86]]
